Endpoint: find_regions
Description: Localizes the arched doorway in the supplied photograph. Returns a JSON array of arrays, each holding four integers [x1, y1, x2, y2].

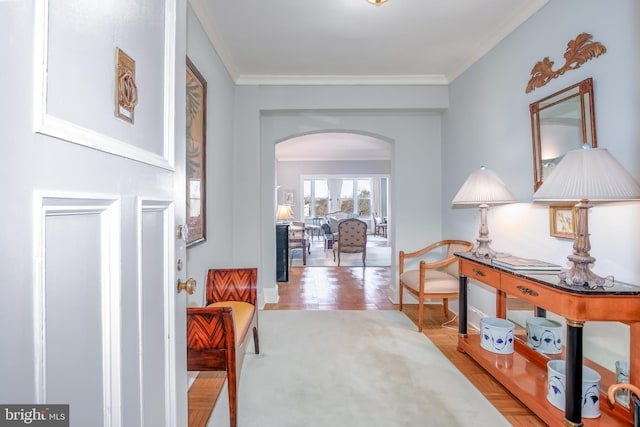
[[275, 131, 392, 268]]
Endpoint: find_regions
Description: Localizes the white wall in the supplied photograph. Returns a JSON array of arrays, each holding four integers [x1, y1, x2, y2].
[[443, 0, 639, 369]]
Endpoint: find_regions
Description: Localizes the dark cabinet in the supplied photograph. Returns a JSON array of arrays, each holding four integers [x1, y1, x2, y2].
[[276, 224, 289, 282]]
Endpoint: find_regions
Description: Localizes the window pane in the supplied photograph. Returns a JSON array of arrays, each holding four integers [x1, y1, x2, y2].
[[315, 179, 328, 216], [340, 180, 353, 198], [357, 179, 371, 217], [303, 180, 311, 217], [315, 180, 328, 198], [340, 179, 353, 213]]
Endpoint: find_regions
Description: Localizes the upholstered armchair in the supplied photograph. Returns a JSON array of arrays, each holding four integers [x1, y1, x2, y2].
[[332, 218, 367, 266], [399, 240, 474, 332]]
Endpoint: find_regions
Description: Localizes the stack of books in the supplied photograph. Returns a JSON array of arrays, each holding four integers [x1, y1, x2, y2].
[[492, 255, 562, 272]]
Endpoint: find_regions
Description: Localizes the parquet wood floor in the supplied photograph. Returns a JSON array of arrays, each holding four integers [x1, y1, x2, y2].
[[188, 266, 547, 427]]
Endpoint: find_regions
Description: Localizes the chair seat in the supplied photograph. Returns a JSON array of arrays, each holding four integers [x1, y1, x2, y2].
[[400, 269, 459, 293], [398, 239, 474, 332], [208, 301, 255, 345], [332, 243, 364, 253]]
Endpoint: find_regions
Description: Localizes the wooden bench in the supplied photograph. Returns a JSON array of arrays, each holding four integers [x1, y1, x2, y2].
[[186, 268, 259, 427]]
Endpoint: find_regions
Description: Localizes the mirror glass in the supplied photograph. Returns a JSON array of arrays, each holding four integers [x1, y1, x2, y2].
[[530, 78, 597, 191]]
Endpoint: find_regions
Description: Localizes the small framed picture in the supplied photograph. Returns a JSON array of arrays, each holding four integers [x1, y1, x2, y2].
[[284, 190, 295, 206], [549, 205, 577, 239]]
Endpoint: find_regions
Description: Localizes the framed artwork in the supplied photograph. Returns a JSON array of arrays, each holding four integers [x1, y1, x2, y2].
[[186, 57, 207, 247], [549, 205, 577, 239], [284, 190, 295, 206]]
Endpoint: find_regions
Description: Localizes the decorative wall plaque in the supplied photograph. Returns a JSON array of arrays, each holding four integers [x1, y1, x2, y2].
[[526, 33, 606, 93], [115, 47, 138, 123]]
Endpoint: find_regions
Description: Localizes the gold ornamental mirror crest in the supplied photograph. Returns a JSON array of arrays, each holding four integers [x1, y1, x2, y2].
[[526, 33, 606, 93], [115, 47, 138, 123]]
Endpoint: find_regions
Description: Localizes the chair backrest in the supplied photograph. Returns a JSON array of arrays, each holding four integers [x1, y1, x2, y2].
[[337, 218, 367, 250], [288, 222, 306, 239], [206, 268, 258, 306], [444, 240, 474, 278], [321, 223, 331, 235], [327, 217, 341, 233]]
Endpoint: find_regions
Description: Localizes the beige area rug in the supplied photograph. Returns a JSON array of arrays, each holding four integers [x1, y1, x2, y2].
[[290, 235, 391, 267], [207, 310, 510, 427]]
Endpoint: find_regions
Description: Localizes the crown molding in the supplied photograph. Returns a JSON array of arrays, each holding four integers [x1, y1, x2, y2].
[[447, 0, 550, 82], [189, 0, 240, 81], [235, 74, 449, 86]]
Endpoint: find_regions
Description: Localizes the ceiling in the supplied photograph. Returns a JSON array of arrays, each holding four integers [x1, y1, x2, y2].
[[189, 0, 549, 160], [275, 132, 392, 162]]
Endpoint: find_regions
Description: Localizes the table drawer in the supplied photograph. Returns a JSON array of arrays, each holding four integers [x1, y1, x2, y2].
[[459, 259, 500, 285], [501, 274, 564, 314]]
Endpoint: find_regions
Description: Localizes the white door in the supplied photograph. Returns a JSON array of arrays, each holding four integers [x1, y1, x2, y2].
[[0, 1, 188, 426]]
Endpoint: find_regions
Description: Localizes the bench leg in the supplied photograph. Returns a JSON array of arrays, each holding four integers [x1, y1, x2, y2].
[[227, 368, 238, 427], [253, 326, 260, 354]]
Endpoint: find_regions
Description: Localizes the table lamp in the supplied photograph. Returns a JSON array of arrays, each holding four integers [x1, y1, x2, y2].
[[533, 147, 640, 288], [276, 204, 294, 223], [452, 166, 517, 258]]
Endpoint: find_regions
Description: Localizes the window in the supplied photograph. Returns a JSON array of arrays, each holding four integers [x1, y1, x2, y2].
[[357, 179, 371, 216], [304, 179, 328, 217], [303, 177, 380, 219]]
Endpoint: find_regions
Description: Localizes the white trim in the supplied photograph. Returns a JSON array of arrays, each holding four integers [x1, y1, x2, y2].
[[189, 0, 240, 81], [32, 0, 176, 171], [164, 202, 178, 427], [261, 286, 279, 308], [235, 74, 449, 86], [446, 0, 549, 82], [33, 192, 122, 427], [137, 199, 176, 427]]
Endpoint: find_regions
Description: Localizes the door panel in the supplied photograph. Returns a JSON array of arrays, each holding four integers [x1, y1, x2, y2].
[[38, 197, 121, 426]]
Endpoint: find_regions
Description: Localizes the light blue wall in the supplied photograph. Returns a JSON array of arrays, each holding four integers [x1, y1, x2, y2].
[[185, 6, 237, 305], [254, 108, 446, 304], [188, 3, 639, 362], [443, 0, 639, 367]]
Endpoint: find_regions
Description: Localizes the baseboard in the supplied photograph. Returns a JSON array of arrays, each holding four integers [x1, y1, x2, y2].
[[467, 305, 487, 331], [260, 285, 280, 308]]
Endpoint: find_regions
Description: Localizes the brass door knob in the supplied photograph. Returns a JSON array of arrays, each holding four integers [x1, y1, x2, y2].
[[177, 278, 196, 294]]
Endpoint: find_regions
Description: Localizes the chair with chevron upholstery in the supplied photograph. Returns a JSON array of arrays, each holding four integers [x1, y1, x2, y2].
[[186, 268, 259, 427]]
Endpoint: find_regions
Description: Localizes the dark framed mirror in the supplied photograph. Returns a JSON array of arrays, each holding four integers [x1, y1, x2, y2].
[[530, 78, 597, 191]]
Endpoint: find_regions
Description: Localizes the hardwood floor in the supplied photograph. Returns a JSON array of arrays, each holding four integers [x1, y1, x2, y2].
[[188, 265, 547, 427]]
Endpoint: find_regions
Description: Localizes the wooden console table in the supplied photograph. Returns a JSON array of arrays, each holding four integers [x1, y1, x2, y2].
[[455, 252, 640, 426]]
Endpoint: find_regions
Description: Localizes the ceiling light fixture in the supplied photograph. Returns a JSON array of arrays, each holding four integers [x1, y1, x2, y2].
[[367, 0, 388, 5]]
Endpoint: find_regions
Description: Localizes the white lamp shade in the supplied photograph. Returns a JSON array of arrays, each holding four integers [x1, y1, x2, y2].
[[276, 205, 294, 220], [452, 167, 517, 205], [533, 148, 640, 201]]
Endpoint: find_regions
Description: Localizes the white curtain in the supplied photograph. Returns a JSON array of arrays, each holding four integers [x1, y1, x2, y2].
[[327, 178, 342, 212], [372, 177, 382, 217]]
